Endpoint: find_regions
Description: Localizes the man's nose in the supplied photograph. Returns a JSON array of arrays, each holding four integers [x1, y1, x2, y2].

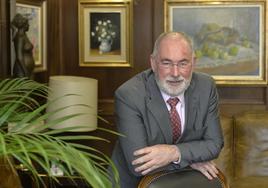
[[170, 65, 180, 77]]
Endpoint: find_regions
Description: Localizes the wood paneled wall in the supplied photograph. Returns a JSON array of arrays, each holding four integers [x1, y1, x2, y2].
[[0, 0, 11, 78], [1, 0, 267, 118], [44, 0, 155, 129], [44, 0, 268, 117]]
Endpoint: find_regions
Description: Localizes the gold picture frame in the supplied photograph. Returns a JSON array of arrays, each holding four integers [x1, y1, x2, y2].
[[16, 0, 47, 72], [164, 0, 267, 85], [78, 0, 133, 67]]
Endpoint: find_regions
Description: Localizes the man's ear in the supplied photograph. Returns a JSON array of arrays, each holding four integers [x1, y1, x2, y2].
[[150, 55, 156, 72]]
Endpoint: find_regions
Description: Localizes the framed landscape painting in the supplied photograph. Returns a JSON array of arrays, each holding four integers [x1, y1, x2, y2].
[[78, 0, 133, 67], [164, 0, 267, 85], [16, 0, 47, 72]]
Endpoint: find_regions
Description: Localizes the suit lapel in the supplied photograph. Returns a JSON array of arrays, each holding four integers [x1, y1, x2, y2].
[[145, 72, 173, 144], [180, 73, 199, 141]]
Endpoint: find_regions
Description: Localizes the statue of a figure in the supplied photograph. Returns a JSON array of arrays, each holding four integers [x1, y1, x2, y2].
[[11, 14, 35, 78]]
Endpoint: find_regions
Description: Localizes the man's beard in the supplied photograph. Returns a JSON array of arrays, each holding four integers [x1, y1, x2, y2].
[[155, 73, 192, 97]]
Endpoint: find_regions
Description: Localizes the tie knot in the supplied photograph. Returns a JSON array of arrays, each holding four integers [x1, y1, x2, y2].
[[167, 97, 179, 108]]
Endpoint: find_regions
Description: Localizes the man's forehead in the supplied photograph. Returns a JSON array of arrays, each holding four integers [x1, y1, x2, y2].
[[161, 35, 189, 46], [159, 38, 191, 54]]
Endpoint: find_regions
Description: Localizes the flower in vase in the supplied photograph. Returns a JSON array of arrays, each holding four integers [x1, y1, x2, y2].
[[91, 19, 117, 42]]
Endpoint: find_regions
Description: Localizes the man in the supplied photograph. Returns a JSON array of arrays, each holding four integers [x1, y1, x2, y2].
[[111, 32, 224, 188]]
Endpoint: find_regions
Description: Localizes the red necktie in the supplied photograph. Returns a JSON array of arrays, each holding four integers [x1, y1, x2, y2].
[[167, 97, 181, 143]]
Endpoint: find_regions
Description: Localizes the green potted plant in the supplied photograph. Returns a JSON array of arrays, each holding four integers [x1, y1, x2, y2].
[[0, 78, 119, 188]]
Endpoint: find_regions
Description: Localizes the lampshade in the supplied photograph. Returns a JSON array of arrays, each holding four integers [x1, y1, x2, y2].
[[46, 76, 98, 132]]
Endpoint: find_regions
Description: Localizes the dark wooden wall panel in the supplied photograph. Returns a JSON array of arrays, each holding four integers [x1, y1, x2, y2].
[[0, 0, 11, 78], [46, 0, 63, 77], [218, 87, 266, 104]]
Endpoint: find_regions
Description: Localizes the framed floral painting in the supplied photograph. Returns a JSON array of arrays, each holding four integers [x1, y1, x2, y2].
[[78, 0, 133, 67], [15, 0, 47, 72], [164, 0, 267, 85]]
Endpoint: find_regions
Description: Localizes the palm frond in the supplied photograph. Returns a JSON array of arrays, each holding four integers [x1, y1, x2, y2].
[[0, 78, 119, 188]]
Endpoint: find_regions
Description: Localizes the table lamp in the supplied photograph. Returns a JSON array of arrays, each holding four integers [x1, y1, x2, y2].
[[46, 76, 98, 132]]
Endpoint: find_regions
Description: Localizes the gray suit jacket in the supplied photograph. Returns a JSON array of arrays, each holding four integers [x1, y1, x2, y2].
[[111, 69, 224, 188]]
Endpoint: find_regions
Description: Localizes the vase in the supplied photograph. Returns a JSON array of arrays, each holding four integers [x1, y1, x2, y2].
[[99, 39, 112, 54]]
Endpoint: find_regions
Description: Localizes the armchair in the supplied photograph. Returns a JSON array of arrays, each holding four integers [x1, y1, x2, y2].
[[138, 168, 228, 188]]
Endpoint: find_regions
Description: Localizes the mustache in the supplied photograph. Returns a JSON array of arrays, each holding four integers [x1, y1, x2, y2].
[[166, 76, 185, 82]]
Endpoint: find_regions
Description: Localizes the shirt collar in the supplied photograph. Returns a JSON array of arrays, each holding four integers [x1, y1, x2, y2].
[[161, 91, 185, 105]]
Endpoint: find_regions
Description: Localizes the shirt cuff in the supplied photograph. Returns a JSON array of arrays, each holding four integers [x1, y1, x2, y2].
[[172, 146, 181, 164]]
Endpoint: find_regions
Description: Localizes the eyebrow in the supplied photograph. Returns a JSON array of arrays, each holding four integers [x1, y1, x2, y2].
[[160, 58, 189, 63], [178, 58, 189, 63]]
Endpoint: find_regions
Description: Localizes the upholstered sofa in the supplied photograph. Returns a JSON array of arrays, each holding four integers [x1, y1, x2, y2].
[[215, 110, 268, 188]]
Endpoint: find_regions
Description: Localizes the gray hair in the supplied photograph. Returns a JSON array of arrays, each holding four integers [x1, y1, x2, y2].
[[151, 31, 194, 58]]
